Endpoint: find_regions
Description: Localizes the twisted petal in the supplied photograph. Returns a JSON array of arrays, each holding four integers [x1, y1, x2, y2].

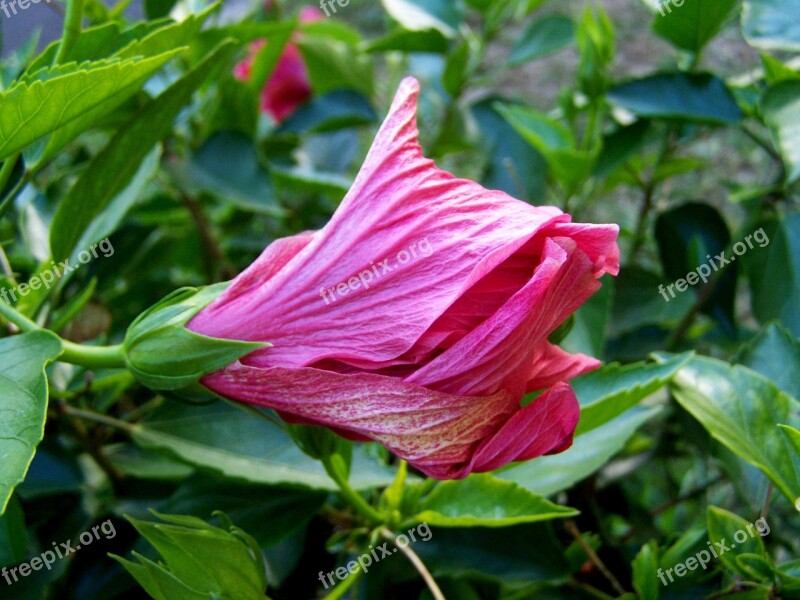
[[200, 364, 579, 479], [189, 78, 572, 369]]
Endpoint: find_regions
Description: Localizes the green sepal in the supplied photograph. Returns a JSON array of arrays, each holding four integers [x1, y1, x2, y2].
[[124, 283, 268, 391]]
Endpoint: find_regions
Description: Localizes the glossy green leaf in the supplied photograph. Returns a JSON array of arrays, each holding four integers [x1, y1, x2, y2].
[[761, 80, 800, 183], [498, 405, 662, 496], [412, 474, 578, 527], [561, 275, 613, 358], [652, 0, 738, 53], [49, 42, 237, 264], [707, 506, 769, 578], [380, 0, 464, 37], [363, 28, 450, 53], [742, 0, 800, 51], [130, 402, 399, 491], [168, 132, 283, 215], [495, 103, 597, 192], [297, 34, 374, 98], [736, 322, 800, 401], [666, 355, 800, 506], [114, 511, 266, 600], [0, 331, 62, 514], [573, 353, 690, 434], [0, 51, 182, 162], [510, 15, 575, 65], [471, 99, 547, 202], [633, 540, 662, 600], [413, 523, 571, 583], [608, 73, 742, 124], [655, 202, 737, 332], [746, 214, 800, 336]]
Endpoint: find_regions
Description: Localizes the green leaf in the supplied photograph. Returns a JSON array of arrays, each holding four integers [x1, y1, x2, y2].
[[652, 0, 738, 53], [442, 42, 471, 97], [380, 0, 464, 37], [665, 354, 800, 506], [707, 506, 769, 579], [608, 73, 742, 124], [130, 401, 399, 491], [498, 405, 662, 496], [279, 90, 377, 134], [0, 331, 62, 514], [0, 496, 29, 566], [610, 267, 695, 335], [114, 511, 266, 600], [49, 42, 237, 264], [411, 474, 578, 527], [573, 353, 690, 434], [761, 80, 800, 183], [470, 99, 548, 202], [168, 132, 283, 215], [145, 0, 179, 19], [655, 202, 737, 332], [561, 276, 613, 359], [0, 51, 182, 162], [736, 322, 800, 401], [297, 32, 374, 98], [633, 541, 662, 600], [495, 103, 597, 192], [780, 425, 800, 458], [746, 214, 800, 336], [413, 523, 571, 583], [742, 0, 800, 51], [510, 15, 575, 65], [363, 28, 450, 53]]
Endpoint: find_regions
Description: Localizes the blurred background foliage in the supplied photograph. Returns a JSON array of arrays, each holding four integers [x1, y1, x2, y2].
[[0, 0, 799, 598]]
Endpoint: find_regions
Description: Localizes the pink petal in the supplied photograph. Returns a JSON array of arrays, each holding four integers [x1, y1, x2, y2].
[[463, 382, 580, 475], [405, 237, 602, 397], [200, 364, 517, 479], [261, 43, 313, 122], [525, 343, 600, 392], [189, 78, 575, 371]]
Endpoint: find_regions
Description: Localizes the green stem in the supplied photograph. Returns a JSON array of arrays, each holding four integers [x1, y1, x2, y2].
[[53, 0, 84, 65], [321, 454, 384, 525], [0, 298, 39, 332], [380, 528, 445, 600], [60, 340, 127, 369], [0, 299, 126, 369]]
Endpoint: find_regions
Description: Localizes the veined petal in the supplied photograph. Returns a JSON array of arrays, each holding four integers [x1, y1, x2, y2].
[[189, 77, 569, 370], [462, 382, 580, 476], [406, 238, 601, 397], [200, 363, 520, 479]]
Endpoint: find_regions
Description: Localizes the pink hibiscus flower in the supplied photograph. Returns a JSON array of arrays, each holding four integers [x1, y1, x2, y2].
[[188, 77, 620, 480], [233, 7, 323, 123]]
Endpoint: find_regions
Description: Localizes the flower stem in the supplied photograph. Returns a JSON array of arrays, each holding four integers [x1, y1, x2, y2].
[[321, 454, 384, 525], [380, 528, 445, 600], [0, 299, 126, 369], [59, 340, 127, 369], [54, 0, 84, 64]]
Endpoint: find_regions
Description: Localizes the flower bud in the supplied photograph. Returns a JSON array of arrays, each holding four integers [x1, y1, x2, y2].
[[124, 284, 267, 391]]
